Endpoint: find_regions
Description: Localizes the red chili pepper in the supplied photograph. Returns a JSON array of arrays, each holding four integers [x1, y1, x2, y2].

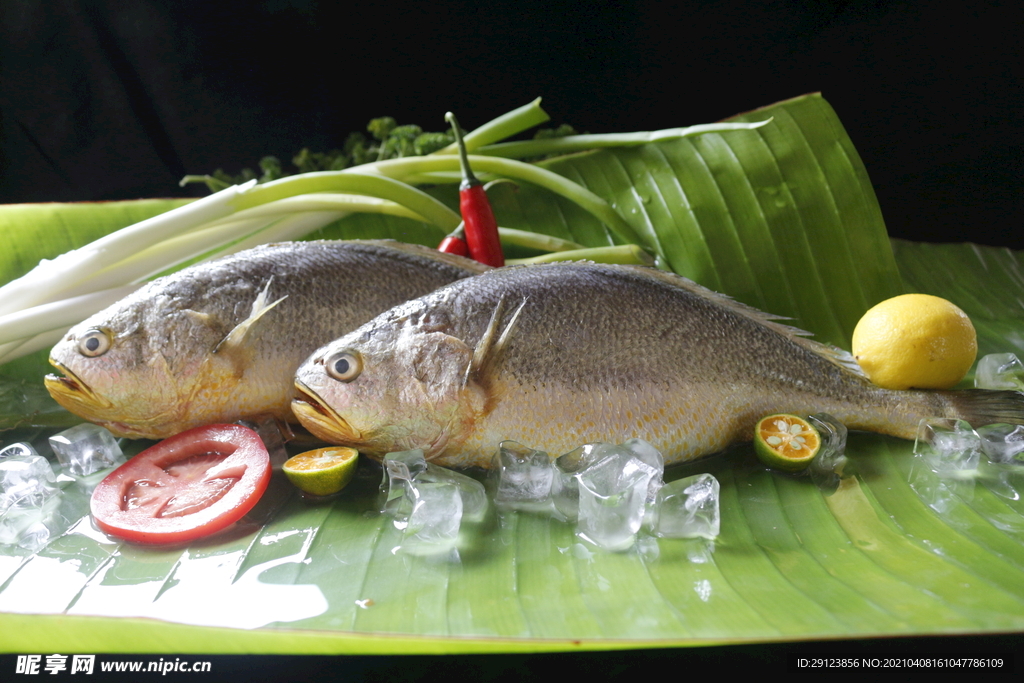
[[437, 222, 470, 257], [445, 112, 504, 267]]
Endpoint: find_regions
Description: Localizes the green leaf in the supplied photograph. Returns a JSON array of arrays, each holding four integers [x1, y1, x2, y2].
[[455, 94, 903, 348], [2, 98, 1023, 654], [0, 199, 192, 290], [891, 238, 1024, 359]]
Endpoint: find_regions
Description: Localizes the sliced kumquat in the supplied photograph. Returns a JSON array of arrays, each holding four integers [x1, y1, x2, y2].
[[283, 446, 359, 497], [754, 413, 821, 472]]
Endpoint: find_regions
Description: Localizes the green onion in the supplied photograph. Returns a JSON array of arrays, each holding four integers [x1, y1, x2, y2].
[[508, 245, 656, 266], [365, 155, 646, 246], [498, 227, 584, 253], [0, 181, 257, 318], [432, 98, 550, 155], [0, 285, 140, 348], [477, 120, 772, 159], [229, 172, 461, 231]]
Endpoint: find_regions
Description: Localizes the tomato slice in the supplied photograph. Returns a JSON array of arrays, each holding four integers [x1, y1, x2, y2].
[[91, 424, 271, 545]]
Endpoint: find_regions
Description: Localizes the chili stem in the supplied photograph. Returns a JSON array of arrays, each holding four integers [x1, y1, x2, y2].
[[446, 112, 505, 267]]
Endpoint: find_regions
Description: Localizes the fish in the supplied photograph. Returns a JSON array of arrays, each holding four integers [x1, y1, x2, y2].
[[45, 240, 489, 439], [292, 262, 1024, 468]]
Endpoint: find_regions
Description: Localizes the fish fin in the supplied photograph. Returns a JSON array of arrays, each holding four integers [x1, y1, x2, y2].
[[352, 239, 492, 275], [795, 340, 867, 377], [939, 389, 1024, 428], [461, 297, 526, 417], [213, 278, 288, 377], [622, 265, 866, 375], [467, 297, 526, 385]]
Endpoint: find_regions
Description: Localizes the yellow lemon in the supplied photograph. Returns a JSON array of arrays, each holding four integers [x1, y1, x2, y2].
[[283, 446, 359, 496], [852, 294, 977, 390], [754, 414, 821, 471]]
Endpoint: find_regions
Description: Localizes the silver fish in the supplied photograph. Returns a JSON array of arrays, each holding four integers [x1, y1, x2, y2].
[[46, 240, 488, 438], [292, 262, 1024, 467]]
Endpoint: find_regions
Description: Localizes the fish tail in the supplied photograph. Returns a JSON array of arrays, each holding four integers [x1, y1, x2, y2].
[[858, 388, 1024, 440], [934, 389, 1024, 429]]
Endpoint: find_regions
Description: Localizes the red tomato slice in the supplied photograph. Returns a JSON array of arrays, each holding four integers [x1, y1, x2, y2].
[[91, 424, 271, 545]]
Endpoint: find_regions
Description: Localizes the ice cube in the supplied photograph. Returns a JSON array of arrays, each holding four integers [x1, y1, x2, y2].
[[807, 413, 849, 491], [557, 442, 628, 474], [379, 450, 487, 526], [648, 473, 720, 539], [0, 443, 38, 459], [491, 441, 555, 512], [914, 418, 981, 474], [0, 454, 59, 514], [48, 424, 124, 476], [0, 497, 60, 547], [400, 482, 463, 555], [975, 353, 1024, 391], [553, 441, 663, 522], [575, 451, 654, 551], [552, 442, 615, 522], [618, 438, 665, 500], [16, 521, 51, 552], [379, 449, 428, 520], [976, 423, 1024, 464], [417, 464, 488, 523]]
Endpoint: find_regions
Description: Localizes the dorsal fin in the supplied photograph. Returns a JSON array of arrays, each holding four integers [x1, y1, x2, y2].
[[350, 239, 492, 274], [619, 265, 867, 377]]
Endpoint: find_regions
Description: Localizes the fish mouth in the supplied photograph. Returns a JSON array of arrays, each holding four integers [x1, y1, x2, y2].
[[44, 359, 115, 411], [291, 380, 362, 444]]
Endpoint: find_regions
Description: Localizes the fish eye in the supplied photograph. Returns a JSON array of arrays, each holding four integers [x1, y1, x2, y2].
[[77, 329, 112, 357], [325, 349, 362, 382]]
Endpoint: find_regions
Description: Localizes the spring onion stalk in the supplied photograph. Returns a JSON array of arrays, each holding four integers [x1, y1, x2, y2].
[[229, 172, 461, 231], [508, 244, 656, 266], [202, 194, 427, 225], [433, 98, 550, 156], [363, 155, 646, 246], [498, 228, 584, 253], [123, 194, 429, 279], [179, 174, 231, 191], [0, 329, 69, 366], [76, 218, 276, 292], [476, 120, 773, 159], [0, 333, 51, 366], [0, 180, 257, 318], [0, 285, 140, 347], [76, 204, 353, 294], [204, 211, 352, 256], [134, 195, 428, 280]]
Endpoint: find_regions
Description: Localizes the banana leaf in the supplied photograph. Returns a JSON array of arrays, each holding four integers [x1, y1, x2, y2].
[[1, 95, 1023, 654]]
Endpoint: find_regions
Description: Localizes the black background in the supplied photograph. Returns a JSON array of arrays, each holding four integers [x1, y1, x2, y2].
[[0, 0, 1022, 673], [1, 0, 1021, 248]]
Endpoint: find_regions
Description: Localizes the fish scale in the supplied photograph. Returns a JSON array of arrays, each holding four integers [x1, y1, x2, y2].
[[293, 262, 1024, 467]]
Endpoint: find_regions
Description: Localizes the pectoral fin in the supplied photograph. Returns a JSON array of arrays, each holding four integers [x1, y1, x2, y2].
[[213, 278, 288, 377], [467, 297, 526, 384]]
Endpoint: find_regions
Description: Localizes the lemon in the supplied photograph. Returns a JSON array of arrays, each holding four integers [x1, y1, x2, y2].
[[754, 414, 821, 472], [852, 294, 977, 390], [283, 447, 359, 496]]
